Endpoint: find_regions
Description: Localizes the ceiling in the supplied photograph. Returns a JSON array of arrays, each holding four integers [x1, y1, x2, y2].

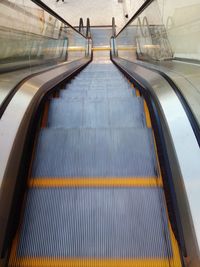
[[42, 0, 145, 32]]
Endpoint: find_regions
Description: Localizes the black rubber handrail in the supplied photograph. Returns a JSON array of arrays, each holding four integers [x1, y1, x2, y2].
[[79, 18, 84, 35], [86, 18, 91, 38], [112, 17, 116, 37], [31, 0, 87, 39], [0, 61, 73, 119], [116, 0, 154, 37]]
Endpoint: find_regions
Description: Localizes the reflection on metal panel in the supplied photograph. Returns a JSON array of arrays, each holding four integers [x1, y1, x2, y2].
[[0, 0, 87, 109]]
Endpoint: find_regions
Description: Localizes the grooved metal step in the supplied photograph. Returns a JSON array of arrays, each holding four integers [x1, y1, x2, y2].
[[48, 97, 145, 128], [16, 187, 172, 258], [32, 128, 158, 178], [66, 81, 131, 90], [61, 88, 134, 98]]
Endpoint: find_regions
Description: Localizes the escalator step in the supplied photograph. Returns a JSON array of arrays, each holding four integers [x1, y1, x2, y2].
[[65, 83, 133, 91], [48, 98, 145, 128], [61, 88, 134, 98], [16, 187, 172, 258], [74, 77, 126, 82], [48, 100, 83, 128], [31, 128, 158, 178]]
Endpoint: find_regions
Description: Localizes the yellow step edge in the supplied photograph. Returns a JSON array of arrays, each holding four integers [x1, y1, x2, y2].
[[168, 220, 182, 267], [143, 100, 152, 128], [92, 47, 111, 51], [28, 177, 163, 187], [9, 257, 174, 267], [67, 47, 86, 51], [142, 100, 181, 266], [136, 89, 140, 97]]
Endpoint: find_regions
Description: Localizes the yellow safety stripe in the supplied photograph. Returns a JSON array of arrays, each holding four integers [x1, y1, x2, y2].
[[92, 47, 111, 51], [9, 257, 173, 267], [143, 100, 152, 128], [136, 89, 140, 97], [28, 177, 163, 188]]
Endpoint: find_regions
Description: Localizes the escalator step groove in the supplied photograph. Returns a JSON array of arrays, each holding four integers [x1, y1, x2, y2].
[[48, 98, 145, 128], [31, 128, 158, 178], [16, 188, 172, 258]]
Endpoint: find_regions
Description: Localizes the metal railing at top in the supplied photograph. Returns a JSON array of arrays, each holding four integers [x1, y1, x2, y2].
[[78, 17, 91, 39], [114, 0, 173, 61], [114, 0, 200, 62]]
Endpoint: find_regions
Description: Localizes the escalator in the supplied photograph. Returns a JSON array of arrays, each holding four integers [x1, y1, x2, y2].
[[8, 51, 182, 267]]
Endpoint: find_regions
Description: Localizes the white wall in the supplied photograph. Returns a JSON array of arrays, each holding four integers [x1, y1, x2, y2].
[[157, 0, 200, 60]]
